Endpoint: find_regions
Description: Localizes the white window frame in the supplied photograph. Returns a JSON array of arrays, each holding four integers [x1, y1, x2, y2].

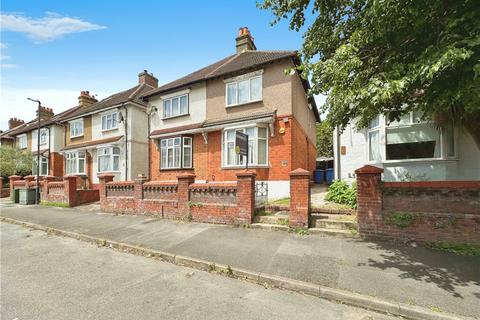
[[225, 74, 263, 107], [33, 156, 49, 176], [159, 136, 193, 170], [101, 112, 118, 131], [367, 116, 381, 162], [66, 151, 86, 175], [70, 119, 84, 138], [222, 125, 268, 168], [39, 129, 48, 145], [162, 94, 189, 119], [18, 134, 27, 149], [97, 146, 120, 173]]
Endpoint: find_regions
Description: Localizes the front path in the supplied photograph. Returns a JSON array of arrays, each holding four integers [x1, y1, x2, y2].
[[1, 203, 478, 318]]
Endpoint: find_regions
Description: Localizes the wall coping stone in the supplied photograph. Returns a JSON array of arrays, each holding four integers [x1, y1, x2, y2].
[[289, 168, 310, 176], [355, 165, 384, 174]]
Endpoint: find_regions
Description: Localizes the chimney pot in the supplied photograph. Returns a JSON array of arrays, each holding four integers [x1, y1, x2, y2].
[[236, 26, 256, 53], [78, 90, 97, 108], [8, 118, 25, 129]]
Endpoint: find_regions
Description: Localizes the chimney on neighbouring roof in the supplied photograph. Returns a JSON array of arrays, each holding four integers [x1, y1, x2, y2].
[[138, 70, 158, 88], [8, 118, 24, 130], [236, 27, 256, 53], [78, 91, 97, 108], [36, 106, 55, 120]]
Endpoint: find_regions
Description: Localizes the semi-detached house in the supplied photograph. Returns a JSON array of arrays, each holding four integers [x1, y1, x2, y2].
[[58, 71, 158, 188], [143, 28, 320, 199]]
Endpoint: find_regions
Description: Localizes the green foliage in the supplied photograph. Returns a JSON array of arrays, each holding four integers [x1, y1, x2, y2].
[[268, 197, 290, 206], [386, 212, 415, 228], [40, 201, 69, 208], [289, 227, 309, 236], [0, 146, 33, 177], [259, 0, 480, 147], [316, 120, 333, 157], [425, 242, 480, 257], [325, 180, 357, 208]]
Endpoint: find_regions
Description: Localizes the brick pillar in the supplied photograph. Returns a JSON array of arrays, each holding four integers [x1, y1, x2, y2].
[[236, 171, 256, 224], [355, 165, 384, 236], [41, 175, 56, 201], [177, 173, 195, 217], [24, 175, 35, 188], [98, 174, 114, 205], [134, 174, 147, 200], [289, 168, 311, 228], [9, 175, 21, 200], [63, 176, 78, 207]]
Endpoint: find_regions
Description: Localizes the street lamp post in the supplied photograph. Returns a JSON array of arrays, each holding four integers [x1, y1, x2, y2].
[[27, 98, 41, 204]]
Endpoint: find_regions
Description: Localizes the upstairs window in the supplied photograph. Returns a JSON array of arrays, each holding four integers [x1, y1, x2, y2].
[[97, 146, 120, 172], [39, 129, 48, 145], [18, 134, 27, 149], [160, 137, 192, 169], [226, 75, 262, 107], [70, 119, 84, 138], [101, 112, 118, 131], [163, 94, 188, 119]]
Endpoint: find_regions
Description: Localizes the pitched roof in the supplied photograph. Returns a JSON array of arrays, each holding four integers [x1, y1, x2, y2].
[[142, 51, 297, 98], [61, 83, 154, 122], [150, 123, 203, 137]]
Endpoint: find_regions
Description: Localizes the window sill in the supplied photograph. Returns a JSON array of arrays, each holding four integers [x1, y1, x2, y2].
[[226, 99, 263, 108], [381, 158, 459, 165], [101, 128, 119, 133], [70, 135, 84, 139], [162, 113, 190, 121], [159, 167, 194, 171], [222, 165, 269, 170], [97, 171, 121, 174]]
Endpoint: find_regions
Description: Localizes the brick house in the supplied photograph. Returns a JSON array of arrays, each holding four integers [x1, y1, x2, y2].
[[6, 107, 79, 177], [58, 71, 158, 189], [0, 118, 25, 147], [142, 28, 320, 199]]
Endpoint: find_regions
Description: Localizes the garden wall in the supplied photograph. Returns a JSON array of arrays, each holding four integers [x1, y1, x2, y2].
[[355, 165, 480, 245]]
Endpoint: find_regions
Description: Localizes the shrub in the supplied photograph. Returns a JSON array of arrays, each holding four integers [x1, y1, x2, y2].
[[325, 180, 357, 208]]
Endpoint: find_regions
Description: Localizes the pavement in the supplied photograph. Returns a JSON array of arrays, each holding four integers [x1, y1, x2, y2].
[[1, 203, 479, 319], [1, 222, 398, 320]]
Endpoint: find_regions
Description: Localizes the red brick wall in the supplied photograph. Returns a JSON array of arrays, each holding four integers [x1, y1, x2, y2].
[[289, 169, 311, 227], [49, 152, 64, 177], [149, 116, 317, 182], [355, 165, 480, 245]]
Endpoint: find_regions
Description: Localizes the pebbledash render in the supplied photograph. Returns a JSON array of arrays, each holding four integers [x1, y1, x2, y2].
[[57, 71, 158, 189], [142, 27, 320, 199]]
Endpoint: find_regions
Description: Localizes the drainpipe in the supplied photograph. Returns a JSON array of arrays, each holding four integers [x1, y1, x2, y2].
[[122, 104, 128, 181]]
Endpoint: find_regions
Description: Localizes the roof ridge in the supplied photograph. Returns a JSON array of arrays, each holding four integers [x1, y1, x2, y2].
[[128, 83, 144, 100]]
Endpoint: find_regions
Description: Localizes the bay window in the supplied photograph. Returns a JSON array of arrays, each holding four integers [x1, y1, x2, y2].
[[101, 112, 118, 131], [32, 156, 48, 176], [223, 126, 268, 167], [160, 137, 193, 169], [70, 119, 84, 138], [226, 75, 262, 107], [66, 151, 86, 174], [97, 146, 120, 172], [163, 94, 188, 119]]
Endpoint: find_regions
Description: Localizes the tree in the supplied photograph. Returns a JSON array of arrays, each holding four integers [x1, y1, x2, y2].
[[259, 0, 480, 147], [0, 146, 33, 178], [316, 120, 333, 157]]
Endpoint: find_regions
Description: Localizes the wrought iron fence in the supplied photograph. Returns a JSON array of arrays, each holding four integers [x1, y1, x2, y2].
[[255, 181, 268, 207]]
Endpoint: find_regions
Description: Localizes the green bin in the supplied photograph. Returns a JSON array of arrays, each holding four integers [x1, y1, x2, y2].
[[19, 188, 37, 205], [11, 188, 20, 203]]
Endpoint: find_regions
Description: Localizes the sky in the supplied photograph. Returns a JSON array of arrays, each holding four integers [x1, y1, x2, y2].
[[0, 0, 325, 130]]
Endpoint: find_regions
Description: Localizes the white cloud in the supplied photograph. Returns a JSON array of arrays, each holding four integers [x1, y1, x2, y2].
[[0, 87, 112, 129], [0, 12, 106, 43]]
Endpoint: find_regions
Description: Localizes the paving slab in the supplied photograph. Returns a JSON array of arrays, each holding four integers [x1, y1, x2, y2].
[[1, 204, 479, 318]]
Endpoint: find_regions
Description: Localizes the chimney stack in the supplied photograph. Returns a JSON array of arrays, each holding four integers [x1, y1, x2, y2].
[[138, 70, 158, 88], [8, 118, 25, 130], [78, 91, 97, 108], [236, 27, 256, 53], [36, 106, 55, 120]]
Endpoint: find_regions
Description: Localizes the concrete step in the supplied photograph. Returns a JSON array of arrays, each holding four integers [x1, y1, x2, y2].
[[311, 213, 356, 222], [311, 219, 357, 230], [250, 223, 289, 232], [308, 228, 359, 238], [253, 214, 289, 225]]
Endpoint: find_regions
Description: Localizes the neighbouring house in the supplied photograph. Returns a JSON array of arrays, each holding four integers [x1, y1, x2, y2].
[[334, 113, 480, 182], [0, 118, 25, 147], [142, 27, 320, 199], [58, 71, 157, 189], [7, 107, 78, 177]]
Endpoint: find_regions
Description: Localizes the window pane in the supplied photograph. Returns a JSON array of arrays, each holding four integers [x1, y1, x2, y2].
[[227, 142, 235, 165], [180, 96, 188, 114], [113, 155, 119, 171], [183, 140, 192, 168], [258, 139, 267, 165], [412, 111, 423, 123], [250, 77, 262, 100], [258, 127, 267, 138], [161, 148, 167, 169], [227, 83, 237, 105], [102, 116, 106, 130], [248, 140, 254, 164], [369, 116, 380, 129], [172, 97, 179, 116], [238, 80, 249, 104], [107, 117, 112, 130], [161, 140, 167, 147], [388, 113, 410, 126], [174, 137, 181, 146], [78, 158, 85, 173], [164, 100, 171, 118], [112, 113, 117, 127], [246, 127, 255, 138], [167, 148, 173, 168], [226, 130, 234, 141], [368, 130, 381, 161], [174, 145, 180, 167], [386, 124, 440, 160]]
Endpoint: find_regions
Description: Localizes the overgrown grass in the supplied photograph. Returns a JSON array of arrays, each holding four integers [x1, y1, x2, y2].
[[325, 180, 357, 209], [269, 197, 290, 206], [425, 242, 480, 257], [40, 201, 69, 208], [255, 210, 275, 216]]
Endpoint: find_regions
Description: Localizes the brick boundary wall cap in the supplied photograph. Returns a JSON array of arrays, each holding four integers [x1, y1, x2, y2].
[[354, 165, 384, 175], [289, 168, 310, 176], [177, 173, 196, 179], [236, 170, 257, 177]]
